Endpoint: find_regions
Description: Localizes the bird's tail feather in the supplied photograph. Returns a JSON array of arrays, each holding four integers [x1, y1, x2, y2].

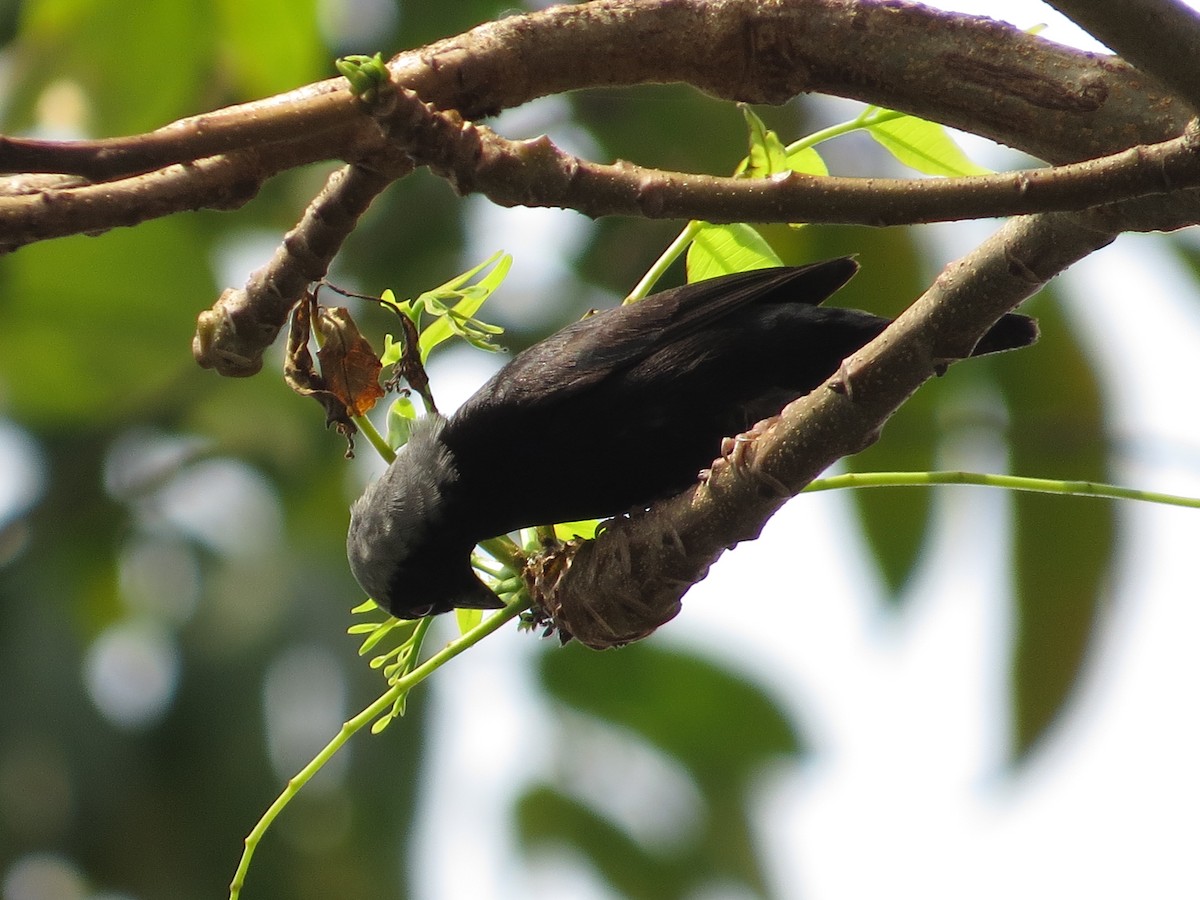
[[972, 313, 1039, 357]]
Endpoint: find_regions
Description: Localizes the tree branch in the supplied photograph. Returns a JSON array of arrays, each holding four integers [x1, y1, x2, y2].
[[394, 89, 1200, 224], [192, 79, 416, 377], [192, 161, 409, 376], [0, 0, 1193, 187], [0, 86, 356, 181], [1043, 0, 1200, 116]]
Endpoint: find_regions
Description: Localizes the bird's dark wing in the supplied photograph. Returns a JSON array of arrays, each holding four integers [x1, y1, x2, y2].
[[458, 258, 859, 414]]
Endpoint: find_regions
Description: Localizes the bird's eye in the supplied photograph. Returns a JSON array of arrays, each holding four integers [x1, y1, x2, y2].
[[405, 603, 435, 619]]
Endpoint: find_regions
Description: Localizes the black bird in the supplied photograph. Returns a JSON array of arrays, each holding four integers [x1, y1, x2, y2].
[[347, 258, 1036, 618]]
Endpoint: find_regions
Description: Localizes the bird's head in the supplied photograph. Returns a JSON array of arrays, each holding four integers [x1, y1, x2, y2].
[[346, 415, 503, 618]]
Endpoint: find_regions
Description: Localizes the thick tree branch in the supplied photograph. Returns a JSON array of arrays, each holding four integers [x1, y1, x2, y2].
[[13, 100, 1200, 257], [1, 0, 1197, 278], [0, 0, 1193, 187], [1044, 0, 1200, 116]]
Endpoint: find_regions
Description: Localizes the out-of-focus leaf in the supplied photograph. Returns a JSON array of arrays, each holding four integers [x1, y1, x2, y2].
[[686, 224, 782, 283], [516, 786, 691, 900], [570, 85, 747, 177], [847, 390, 939, 595], [994, 288, 1115, 762], [215, 0, 326, 98], [534, 642, 802, 898], [396, 0, 514, 47], [1166, 234, 1200, 304], [539, 641, 803, 790], [14, 0, 213, 135], [0, 219, 216, 426]]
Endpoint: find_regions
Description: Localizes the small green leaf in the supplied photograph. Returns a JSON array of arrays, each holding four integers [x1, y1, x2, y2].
[[357, 621, 401, 655], [868, 113, 991, 176], [686, 223, 782, 282], [785, 144, 829, 177], [455, 607, 484, 634], [739, 105, 789, 177], [335, 52, 388, 97], [553, 519, 600, 540], [386, 395, 418, 449], [416, 252, 511, 360], [380, 333, 402, 368]]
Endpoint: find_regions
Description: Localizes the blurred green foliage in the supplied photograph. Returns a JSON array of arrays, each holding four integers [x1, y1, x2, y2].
[[0, 1, 1128, 898]]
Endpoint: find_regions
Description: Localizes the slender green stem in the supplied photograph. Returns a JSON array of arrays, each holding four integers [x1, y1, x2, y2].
[[784, 106, 902, 155], [478, 535, 526, 570], [805, 470, 1200, 509], [228, 685, 399, 899], [354, 413, 395, 463], [396, 615, 434, 675], [228, 599, 528, 900], [625, 220, 704, 302]]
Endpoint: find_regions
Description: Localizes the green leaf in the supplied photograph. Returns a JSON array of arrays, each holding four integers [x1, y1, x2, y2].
[[539, 642, 803, 787], [516, 786, 691, 899], [553, 519, 600, 541], [416, 252, 511, 360], [686, 224, 782, 282], [738, 105, 789, 177], [535, 642, 804, 897], [386, 395, 418, 449], [215, 0, 326, 98], [0, 219, 217, 426], [16, 0, 213, 134], [867, 112, 992, 176], [455, 607, 483, 634], [993, 288, 1115, 762], [847, 390, 938, 596], [785, 144, 829, 177]]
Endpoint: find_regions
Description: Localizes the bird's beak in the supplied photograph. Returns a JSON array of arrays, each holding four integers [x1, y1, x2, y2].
[[455, 577, 507, 610]]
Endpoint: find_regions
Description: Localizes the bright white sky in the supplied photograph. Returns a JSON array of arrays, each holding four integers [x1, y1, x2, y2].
[[417, 4, 1200, 899]]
